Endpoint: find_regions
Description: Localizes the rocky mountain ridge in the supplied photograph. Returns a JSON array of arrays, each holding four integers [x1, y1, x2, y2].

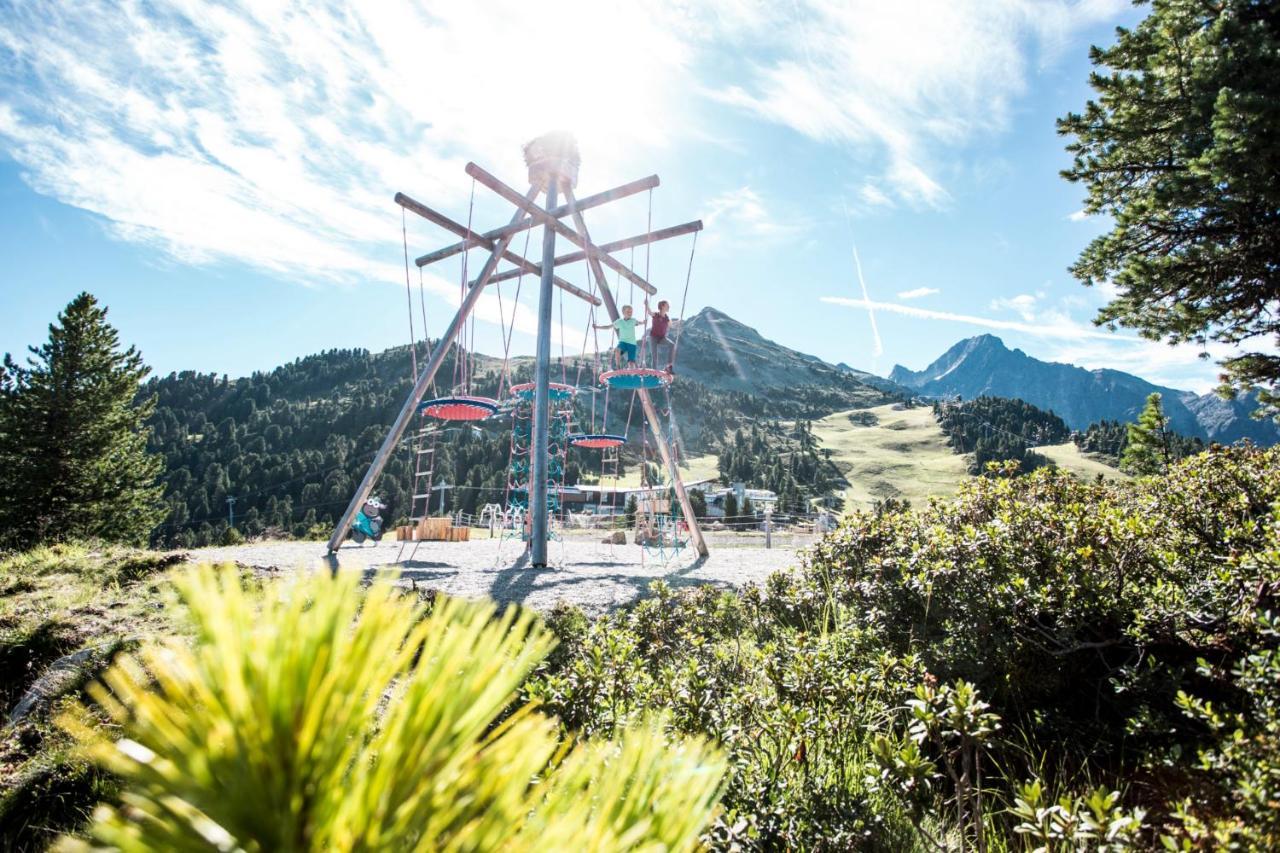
[[889, 334, 1278, 445]]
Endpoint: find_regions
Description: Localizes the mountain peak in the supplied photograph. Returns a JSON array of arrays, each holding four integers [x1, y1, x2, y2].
[[667, 306, 906, 400], [889, 334, 1012, 390], [953, 334, 1008, 353]]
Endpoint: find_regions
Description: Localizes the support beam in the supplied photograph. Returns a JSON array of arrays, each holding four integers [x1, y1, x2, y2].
[[326, 189, 538, 554], [465, 162, 658, 296], [482, 220, 703, 286], [395, 192, 600, 306], [529, 179, 558, 567], [414, 174, 659, 267], [560, 185, 709, 558]]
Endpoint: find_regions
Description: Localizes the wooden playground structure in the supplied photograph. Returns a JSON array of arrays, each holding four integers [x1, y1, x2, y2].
[[326, 133, 708, 567]]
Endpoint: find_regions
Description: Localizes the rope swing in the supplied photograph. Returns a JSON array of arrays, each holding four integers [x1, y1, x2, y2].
[[420, 178, 500, 422]]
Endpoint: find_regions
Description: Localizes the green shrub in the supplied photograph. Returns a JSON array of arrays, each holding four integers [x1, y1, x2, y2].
[[217, 525, 245, 546], [805, 447, 1280, 768], [59, 566, 727, 851], [528, 583, 923, 850], [531, 445, 1280, 849]]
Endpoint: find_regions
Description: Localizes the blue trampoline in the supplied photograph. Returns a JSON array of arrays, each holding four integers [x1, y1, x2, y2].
[[600, 367, 672, 390]]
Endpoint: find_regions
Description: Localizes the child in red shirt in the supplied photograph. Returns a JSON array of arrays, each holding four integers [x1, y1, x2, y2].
[[645, 300, 674, 373]]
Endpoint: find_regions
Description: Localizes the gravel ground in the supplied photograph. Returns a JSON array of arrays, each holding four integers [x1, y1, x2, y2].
[[190, 537, 807, 613]]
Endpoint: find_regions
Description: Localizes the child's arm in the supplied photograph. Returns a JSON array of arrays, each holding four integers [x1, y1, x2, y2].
[[593, 322, 615, 331]]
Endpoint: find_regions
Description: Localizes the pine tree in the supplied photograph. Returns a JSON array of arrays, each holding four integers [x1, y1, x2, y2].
[[687, 488, 707, 519], [0, 293, 166, 545], [1059, 0, 1280, 412], [723, 491, 739, 524], [1121, 393, 1172, 475]]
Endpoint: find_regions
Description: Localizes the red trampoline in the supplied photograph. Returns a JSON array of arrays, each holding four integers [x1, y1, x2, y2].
[[419, 395, 499, 421], [569, 433, 627, 449]]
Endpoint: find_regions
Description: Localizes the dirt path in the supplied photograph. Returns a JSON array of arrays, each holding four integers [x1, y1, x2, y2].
[[190, 538, 805, 614]]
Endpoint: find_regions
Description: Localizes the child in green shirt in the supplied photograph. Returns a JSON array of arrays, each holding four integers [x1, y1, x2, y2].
[[595, 305, 643, 367]]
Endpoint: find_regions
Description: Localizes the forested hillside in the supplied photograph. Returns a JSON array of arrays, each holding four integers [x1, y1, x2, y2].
[[933, 396, 1071, 473], [1074, 418, 1205, 464], [715, 420, 845, 513]]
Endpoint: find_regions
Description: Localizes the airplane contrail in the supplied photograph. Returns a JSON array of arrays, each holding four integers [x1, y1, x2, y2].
[[850, 242, 885, 359]]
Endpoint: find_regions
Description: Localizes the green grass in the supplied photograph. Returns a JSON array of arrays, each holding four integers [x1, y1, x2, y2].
[[812, 404, 974, 511], [1033, 442, 1130, 481], [812, 406, 1134, 513], [575, 452, 721, 489], [0, 543, 189, 851]]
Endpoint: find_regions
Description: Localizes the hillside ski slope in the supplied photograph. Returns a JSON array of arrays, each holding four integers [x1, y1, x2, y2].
[[812, 404, 972, 511]]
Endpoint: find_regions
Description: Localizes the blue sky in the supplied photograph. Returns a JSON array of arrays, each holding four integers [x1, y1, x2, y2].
[[0, 0, 1236, 392]]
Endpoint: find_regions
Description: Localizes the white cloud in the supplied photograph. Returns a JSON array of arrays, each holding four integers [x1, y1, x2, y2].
[[702, 0, 1126, 207], [702, 186, 808, 245], [989, 293, 1041, 322], [897, 286, 940, 300], [860, 183, 893, 208], [1067, 209, 1089, 222], [851, 243, 884, 358], [0, 0, 1132, 341], [0, 0, 698, 307]]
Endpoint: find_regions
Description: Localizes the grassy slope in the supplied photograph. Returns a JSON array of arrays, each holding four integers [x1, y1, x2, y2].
[[1034, 443, 1130, 481], [812, 404, 973, 511]]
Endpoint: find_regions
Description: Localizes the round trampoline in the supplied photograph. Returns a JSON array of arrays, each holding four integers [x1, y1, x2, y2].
[[569, 433, 627, 449], [419, 395, 499, 421], [508, 381, 577, 401], [600, 367, 672, 390]]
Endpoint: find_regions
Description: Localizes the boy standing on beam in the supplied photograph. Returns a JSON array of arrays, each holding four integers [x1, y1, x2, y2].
[[595, 305, 643, 368]]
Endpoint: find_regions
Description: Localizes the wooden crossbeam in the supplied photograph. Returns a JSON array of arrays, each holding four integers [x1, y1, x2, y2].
[[464, 162, 658, 296], [414, 174, 660, 268], [395, 192, 601, 306], [481, 220, 703, 287]]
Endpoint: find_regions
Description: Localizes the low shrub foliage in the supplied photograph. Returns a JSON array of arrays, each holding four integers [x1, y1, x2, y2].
[[530, 445, 1280, 850]]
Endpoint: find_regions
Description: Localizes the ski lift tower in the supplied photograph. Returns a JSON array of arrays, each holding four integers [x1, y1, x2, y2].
[[326, 132, 708, 566]]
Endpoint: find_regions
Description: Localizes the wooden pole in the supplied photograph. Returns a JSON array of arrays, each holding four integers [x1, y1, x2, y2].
[[529, 179, 558, 567], [325, 188, 538, 554], [395, 192, 600, 306], [482, 220, 703, 286], [464, 162, 659, 296], [415, 174, 660, 267], [559, 185, 709, 557]]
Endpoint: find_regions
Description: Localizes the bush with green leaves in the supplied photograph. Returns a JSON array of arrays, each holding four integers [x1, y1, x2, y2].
[[58, 566, 727, 851], [531, 445, 1280, 850]]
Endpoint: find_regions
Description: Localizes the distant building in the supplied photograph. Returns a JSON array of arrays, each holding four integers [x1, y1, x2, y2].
[[704, 483, 778, 518], [565, 479, 718, 517]]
